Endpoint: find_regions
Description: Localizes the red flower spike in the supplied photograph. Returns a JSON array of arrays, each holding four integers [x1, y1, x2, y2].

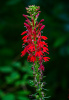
[[21, 5, 50, 71]]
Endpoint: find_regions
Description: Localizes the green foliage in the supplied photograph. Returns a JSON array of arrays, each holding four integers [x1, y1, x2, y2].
[[0, 66, 13, 73], [2, 94, 15, 100], [17, 96, 30, 100], [0, 61, 32, 100], [53, 36, 67, 48], [6, 71, 20, 84]]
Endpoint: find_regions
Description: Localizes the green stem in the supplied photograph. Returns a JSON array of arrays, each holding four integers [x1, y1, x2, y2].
[[34, 61, 44, 100]]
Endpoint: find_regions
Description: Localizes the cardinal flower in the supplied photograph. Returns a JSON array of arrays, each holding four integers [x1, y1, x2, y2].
[[21, 5, 50, 100], [21, 5, 50, 71]]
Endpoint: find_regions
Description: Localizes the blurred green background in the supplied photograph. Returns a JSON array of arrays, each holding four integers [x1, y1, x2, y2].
[[0, 0, 69, 100]]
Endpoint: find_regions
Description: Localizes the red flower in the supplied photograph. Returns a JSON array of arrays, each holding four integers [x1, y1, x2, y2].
[[39, 65, 44, 71], [21, 47, 27, 57], [24, 23, 30, 28], [23, 14, 28, 19], [21, 31, 27, 35], [43, 57, 50, 62], [41, 36, 48, 40], [35, 51, 43, 57], [28, 45, 35, 52], [22, 35, 28, 40], [43, 47, 48, 53], [40, 25, 45, 31], [27, 55, 36, 62], [39, 19, 44, 23], [21, 7, 50, 71]]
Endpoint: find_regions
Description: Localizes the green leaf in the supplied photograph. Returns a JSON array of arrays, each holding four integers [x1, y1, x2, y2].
[[15, 81, 21, 86], [10, 71, 20, 80], [17, 96, 30, 100], [15, 80, 26, 86], [22, 74, 28, 80], [0, 66, 13, 73], [53, 36, 66, 47], [6, 71, 20, 83], [12, 62, 21, 68], [6, 77, 13, 84], [2, 94, 15, 100], [0, 90, 4, 97], [17, 90, 30, 95], [21, 61, 33, 76], [28, 80, 34, 86]]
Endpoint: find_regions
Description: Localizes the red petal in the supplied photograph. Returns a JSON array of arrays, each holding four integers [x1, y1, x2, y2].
[[24, 23, 30, 28], [43, 47, 48, 52], [41, 36, 48, 40], [21, 31, 27, 35], [28, 45, 35, 52], [23, 14, 28, 19], [35, 51, 43, 57], [31, 56, 36, 62], [40, 25, 45, 31], [39, 65, 44, 71], [22, 35, 28, 40], [43, 57, 50, 62], [21, 48, 27, 57], [27, 55, 36, 62], [39, 19, 44, 23]]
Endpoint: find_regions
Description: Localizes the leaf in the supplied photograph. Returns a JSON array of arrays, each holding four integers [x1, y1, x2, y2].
[[15, 81, 21, 86], [28, 80, 34, 86], [12, 62, 21, 68], [17, 90, 30, 95], [15, 80, 26, 86], [17, 96, 30, 100], [22, 74, 28, 80], [53, 36, 67, 47], [6, 71, 20, 83], [2, 94, 15, 100], [0, 90, 4, 97], [0, 66, 13, 73], [10, 71, 20, 80], [21, 61, 33, 76]]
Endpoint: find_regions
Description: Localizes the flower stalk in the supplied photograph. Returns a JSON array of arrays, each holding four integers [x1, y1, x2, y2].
[[21, 5, 50, 100]]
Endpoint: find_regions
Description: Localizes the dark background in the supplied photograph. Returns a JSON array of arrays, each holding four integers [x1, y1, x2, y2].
[[0, 0, 69, 100]]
